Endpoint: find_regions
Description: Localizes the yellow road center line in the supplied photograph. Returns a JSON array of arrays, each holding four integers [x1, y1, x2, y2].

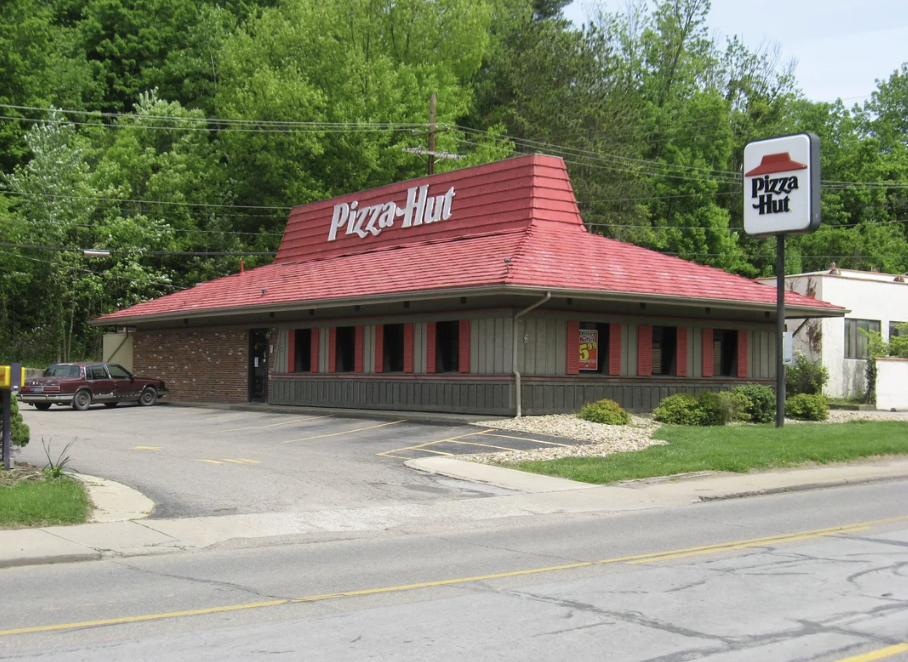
[[209, 415, 330, 434], [282, 420, 404, 444], [478, 432, 572, 448], [133, 446, 161, 451], [222, 459, 261, 464], [3, 515, 906, 638], [831, 643, 908, 662], [197, 460, 223, 465]]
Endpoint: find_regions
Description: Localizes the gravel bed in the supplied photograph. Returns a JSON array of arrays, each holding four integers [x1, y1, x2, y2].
[[469, 414, 665, 464], [467, 409, 907, 466]]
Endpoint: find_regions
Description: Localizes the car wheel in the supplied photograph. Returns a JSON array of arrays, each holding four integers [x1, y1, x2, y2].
[[34, 403, 52, 411], [72, 390, 92, 411], [104, 402, 119, 408], [139, 388, 158, 407]]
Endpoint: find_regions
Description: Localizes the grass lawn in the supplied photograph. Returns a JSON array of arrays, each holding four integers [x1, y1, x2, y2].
[[517, 421, 908, 485], [0, 473, 90, 528]]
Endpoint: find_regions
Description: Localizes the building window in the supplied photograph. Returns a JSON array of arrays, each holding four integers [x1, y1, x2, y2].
[[294, 329, 312, 372], [652, 326, 676, 376], [436, 321, 460, 373], [845, 319, 881, 359], [713, 329, 738, 377], [891, 322, 906, 340], [383, 323, 405, 373], [335, 326, 356, 372], [579, 323, 609, 374]]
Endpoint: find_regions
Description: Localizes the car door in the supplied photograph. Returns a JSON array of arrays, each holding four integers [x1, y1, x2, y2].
[[107, 364, 138, 401], [86, 364, 115, 401]]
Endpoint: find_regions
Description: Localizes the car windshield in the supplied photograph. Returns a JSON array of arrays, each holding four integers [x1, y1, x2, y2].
[[43, 365, 81, 378]]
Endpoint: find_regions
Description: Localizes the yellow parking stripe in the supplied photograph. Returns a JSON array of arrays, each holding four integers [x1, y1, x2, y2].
[[282, 420, 404, 444], [209, 415, 330, 434], [377, 430, 492, 457], [478, 432, 572, 448], [3, 515, 906, 637]]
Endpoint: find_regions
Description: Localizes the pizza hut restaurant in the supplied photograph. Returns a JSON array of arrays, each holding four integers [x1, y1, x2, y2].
[[92, 155, 843, 416]]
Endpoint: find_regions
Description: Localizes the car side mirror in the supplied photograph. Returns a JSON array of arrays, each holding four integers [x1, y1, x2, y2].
[[130, 375, 135, 382]]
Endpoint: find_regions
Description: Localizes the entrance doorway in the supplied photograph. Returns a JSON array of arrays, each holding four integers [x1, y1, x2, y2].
[[248, 328, 269, 402]]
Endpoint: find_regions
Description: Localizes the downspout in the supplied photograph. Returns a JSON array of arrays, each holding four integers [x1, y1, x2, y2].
[[513, 292, 551, 418]]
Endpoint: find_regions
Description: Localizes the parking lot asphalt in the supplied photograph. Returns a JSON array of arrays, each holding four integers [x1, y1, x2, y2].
[[16, 403, 580, 520]]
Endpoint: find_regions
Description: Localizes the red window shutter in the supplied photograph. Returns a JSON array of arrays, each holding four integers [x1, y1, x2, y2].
[[403, 323, 414, 374], [566, 321, 580, 375], [702, 328, 714, 377], [287, 330, 296, 374], [737, 330, 749, 378], [458, 319, 471, 373], [637, 325, 653, 376], [328, 327, 337, 374], [311, 328, 319, 373], [676, 327, 688, 377], [608, 323, 621, 376], [374, 325, 384, 373], [426, 322, 437, 374], [354, 326, 364, 373]]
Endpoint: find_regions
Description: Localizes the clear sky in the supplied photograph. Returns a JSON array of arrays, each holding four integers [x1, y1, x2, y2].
[[563, 0, 908, 104]]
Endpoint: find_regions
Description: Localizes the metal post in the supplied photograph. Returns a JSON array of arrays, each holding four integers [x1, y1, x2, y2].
[[428, 93, 436, 176], [776, 235, 786, 428], [2, 389, 10, 471]]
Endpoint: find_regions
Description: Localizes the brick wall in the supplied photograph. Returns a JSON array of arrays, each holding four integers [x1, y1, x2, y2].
[[133, 328, 248, 403]]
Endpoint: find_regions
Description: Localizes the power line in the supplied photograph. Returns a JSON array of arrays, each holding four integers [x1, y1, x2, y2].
[[0, 249, 181, 290], [0, 189, 292, 211], [0, 241, 275, 257], [0, 103, 431, 129]]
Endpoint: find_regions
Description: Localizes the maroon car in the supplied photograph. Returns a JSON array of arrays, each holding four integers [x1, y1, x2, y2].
[[19, 363, 168, 411]]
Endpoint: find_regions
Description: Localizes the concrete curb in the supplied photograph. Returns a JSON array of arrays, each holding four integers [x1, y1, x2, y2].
[[697, 474, 908, 501], [72, 473, 156, 523]]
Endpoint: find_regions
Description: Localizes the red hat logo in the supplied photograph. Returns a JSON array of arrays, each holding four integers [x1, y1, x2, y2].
[[745, 152, 807, 177]]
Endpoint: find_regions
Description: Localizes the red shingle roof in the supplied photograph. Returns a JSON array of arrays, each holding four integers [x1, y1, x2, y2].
[[96, 155, 840, 323]]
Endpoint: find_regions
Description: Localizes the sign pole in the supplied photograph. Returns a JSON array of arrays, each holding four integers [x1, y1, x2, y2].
[[776, 235, 786, 428], [2, 389, 10, 471]]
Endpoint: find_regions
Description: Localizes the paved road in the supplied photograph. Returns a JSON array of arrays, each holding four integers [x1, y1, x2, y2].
[[1, 481, 907, 661], [16, 404, 574, 518]]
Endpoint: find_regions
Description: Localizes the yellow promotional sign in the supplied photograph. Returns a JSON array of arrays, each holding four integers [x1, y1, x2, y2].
[[0, 366, 26, 389]]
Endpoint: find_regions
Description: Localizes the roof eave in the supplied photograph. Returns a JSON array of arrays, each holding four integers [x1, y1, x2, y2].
[[90, 283, 846, 326]]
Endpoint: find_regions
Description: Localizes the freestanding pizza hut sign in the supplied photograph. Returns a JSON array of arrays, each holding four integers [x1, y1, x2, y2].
[[743, 133, 820, 237], [743, 133, 821, 428]]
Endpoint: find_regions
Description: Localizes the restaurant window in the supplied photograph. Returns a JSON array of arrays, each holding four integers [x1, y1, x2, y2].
[[713, 329, 738, 377], [294, 329, 312, 372], [579, 322, 609, 374], [335, 326, 356, 372], [652, 326, 676, 376], [383, 323, 405, 373], [436, 321, 460, 373], [845, 319, 880, 359]]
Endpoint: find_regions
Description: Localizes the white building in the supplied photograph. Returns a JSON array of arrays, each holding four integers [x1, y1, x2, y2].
[[758, 267, 908, 399]]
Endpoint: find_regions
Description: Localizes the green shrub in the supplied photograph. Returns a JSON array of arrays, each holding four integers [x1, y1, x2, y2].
[[7, 397, 30, 447], [719, 390, 752, 423], [653, 393, 704, 426], [578, 399, 631, 425], [785, 393, 829, 421], [786, 352, 829, 396], [697, 391, 730, 426], [732, 384, 776, 424]]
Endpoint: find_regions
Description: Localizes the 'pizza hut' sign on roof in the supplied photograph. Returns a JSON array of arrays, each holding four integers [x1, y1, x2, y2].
[[743, 133, 821, 237], [328, 185, 456, 241]]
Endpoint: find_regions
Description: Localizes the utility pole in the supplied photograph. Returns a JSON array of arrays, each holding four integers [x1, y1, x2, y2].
[[428, 93, 436, 176]]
